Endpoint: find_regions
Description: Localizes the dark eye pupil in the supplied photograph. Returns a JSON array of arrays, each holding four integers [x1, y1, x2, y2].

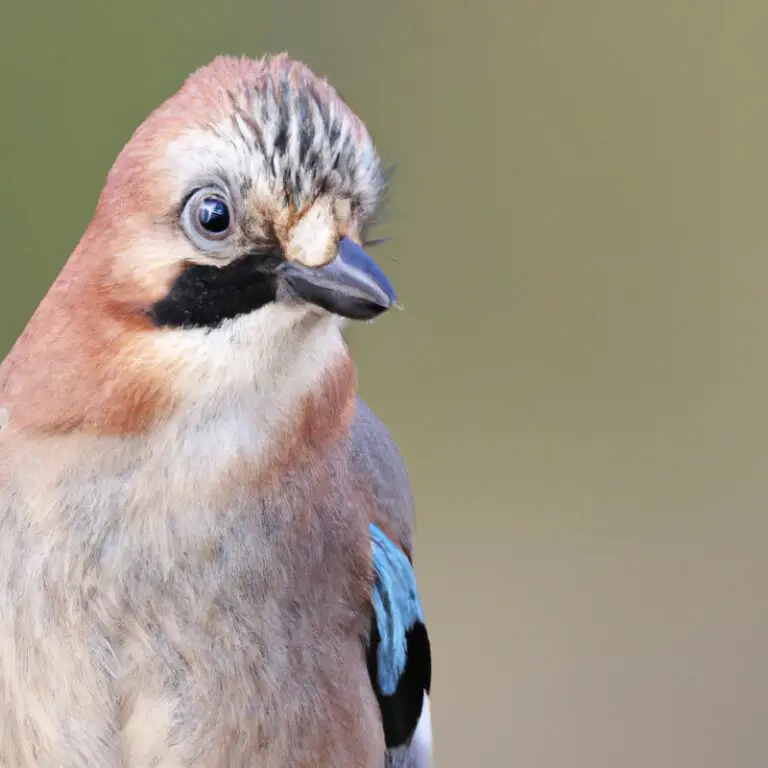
[[197, 197, 230, 234]]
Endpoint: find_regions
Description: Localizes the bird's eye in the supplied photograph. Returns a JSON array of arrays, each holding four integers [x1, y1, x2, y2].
[[197, 197, 230, 234], [180, 189, 235, 252]]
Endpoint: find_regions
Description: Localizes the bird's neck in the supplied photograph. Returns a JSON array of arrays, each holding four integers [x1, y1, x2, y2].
[[148, 308, 358, 477], [1, 281, 358, 469]]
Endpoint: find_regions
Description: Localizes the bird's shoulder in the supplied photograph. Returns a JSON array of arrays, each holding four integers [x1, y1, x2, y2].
[[348, 396, 415, 555], [348, 397, 432, 762]]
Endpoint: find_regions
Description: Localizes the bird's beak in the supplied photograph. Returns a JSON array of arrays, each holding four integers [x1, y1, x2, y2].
[[280, 236, 396, 320]]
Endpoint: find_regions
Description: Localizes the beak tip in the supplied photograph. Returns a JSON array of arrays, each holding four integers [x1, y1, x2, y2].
[[381, 285, 397, 309]]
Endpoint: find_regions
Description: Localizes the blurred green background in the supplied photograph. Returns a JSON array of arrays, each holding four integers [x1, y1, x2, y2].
[[2, 1, 768, 766]]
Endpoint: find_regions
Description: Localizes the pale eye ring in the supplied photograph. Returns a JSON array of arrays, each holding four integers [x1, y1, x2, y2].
[[180, 188, 235, 251]]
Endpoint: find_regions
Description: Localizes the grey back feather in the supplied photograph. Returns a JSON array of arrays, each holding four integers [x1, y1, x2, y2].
[[350, 397, 415, 553]]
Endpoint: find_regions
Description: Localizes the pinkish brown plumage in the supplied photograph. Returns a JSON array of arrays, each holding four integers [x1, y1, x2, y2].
[[0, 54, 431, 767], [0, 55, 382, 434]]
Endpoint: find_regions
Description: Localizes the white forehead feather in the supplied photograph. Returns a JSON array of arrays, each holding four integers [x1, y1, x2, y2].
[[162, 60, 384, 218]]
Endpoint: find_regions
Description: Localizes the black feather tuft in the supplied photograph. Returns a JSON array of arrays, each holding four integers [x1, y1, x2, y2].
[[367, 620, 432, 749]]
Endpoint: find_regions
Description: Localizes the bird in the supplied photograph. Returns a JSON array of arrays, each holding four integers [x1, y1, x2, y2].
[[0, 54, 432, 767]]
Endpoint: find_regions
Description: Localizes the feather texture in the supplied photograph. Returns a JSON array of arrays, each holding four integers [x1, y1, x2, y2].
[[369, 523, 425, 696], [0, 54, 432, 767], [367, 524, 432, 752]]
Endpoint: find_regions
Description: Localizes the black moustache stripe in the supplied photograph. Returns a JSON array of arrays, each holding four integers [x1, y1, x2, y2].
[[148, 254, 281, 330]]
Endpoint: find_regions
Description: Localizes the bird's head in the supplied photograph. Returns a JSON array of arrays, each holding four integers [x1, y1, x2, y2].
[[1, 55, 395, 434], [109, 54, 393, 329]]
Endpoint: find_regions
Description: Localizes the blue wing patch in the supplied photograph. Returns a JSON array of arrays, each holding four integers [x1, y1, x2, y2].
[[368, 523, 431, 749], [369, 523, 425, 694]]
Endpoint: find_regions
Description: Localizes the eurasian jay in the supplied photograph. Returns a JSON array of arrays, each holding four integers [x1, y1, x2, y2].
[[0, 54, 432, 767]]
